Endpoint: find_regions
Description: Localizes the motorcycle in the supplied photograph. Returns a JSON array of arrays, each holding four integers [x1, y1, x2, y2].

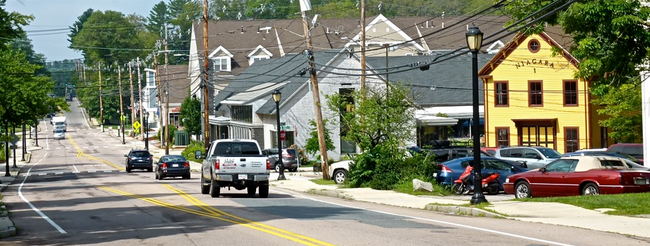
[[451, 165, 501, 195]]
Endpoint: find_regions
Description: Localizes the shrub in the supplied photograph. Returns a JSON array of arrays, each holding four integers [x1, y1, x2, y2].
[[181, 140, 206, 162], [157, 125, 178, 145]]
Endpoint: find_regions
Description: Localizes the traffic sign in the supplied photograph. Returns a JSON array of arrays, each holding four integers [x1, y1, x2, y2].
[[10, 134, 19, 145], [280, 130, 286, 141], [133, 121, 141, 129], [280, 125, 291, 130]]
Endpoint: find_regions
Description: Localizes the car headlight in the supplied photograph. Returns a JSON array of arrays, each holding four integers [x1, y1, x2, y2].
[[505, 178, 510, 183]]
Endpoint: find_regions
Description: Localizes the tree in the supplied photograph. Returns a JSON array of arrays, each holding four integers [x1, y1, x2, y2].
[[594, 83, 642, 142], [326, 84, 418, 188], [304, 119, 335, 156], [147, 1, 170, 35], [179, 95, 202, 139], [502, 0, 650, 142], [68, 8, 94, 48]]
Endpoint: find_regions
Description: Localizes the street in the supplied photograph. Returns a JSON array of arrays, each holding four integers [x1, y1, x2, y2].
[[0, 101, 647, 246]]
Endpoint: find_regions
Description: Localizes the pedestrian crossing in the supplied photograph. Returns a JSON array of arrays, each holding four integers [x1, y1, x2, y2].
[[19, 170, 125, 177]]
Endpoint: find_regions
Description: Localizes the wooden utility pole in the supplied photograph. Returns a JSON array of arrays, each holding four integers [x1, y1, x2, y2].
[[360, 0, 367, 90], [99, 61, 103, 132], [301, 10, 329, 179], [154, 52, 163, 148], [203, 0, 211, 151], [129, 61, 135, 137], [164, 26, 170, 155], [118, 62, 123, 139], [137, 57, 144, 140]]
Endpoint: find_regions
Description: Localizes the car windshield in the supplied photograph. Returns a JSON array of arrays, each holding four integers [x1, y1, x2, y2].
[[537, 148, 561, 158], [54, 129, 64, 133]]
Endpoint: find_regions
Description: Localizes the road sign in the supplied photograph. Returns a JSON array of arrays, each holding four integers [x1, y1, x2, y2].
[[280, 130, 286, 141], [121, 114, 126, 122], [133, 121, 141, 129], [280, 125, 291, 130], [10, 134, 19, 145]]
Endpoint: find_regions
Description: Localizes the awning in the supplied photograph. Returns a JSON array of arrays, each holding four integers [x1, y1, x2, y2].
[[415, 109, 459, 126]]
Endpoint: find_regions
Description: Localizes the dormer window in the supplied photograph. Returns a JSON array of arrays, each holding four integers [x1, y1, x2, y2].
[[247, 45, 273, 66], [212, 57, 231, 72], [249, 56, 269, 65]]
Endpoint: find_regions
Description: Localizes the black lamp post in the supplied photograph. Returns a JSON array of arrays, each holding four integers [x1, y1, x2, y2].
[[121, 114, 126, 144], [467, 25, 487, 205], [144, 112, 149, 150], [272, 89, 286, 180]]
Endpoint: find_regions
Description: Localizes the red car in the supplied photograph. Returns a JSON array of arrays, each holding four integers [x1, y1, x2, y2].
[[504, 156, 650, 198]]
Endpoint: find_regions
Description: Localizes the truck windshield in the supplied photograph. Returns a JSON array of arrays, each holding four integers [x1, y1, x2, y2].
[[55, 122, 65, 125]]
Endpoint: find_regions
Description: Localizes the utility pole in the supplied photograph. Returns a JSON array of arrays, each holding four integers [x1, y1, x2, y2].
[[203, 0, 211, 151], [129, 61, 135, 137], [360, 0, 367, 91], [137, 57, 144, 141], [164, 25, 170, 155], [118, 62, 125, 143], [154, 51, 163, 148], [301, 6, 329, 179], [99, 61, 103, 132]]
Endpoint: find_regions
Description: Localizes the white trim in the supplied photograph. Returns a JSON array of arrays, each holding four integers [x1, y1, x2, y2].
[[247, 45, 273, 58], [208, 45, 234, 58]]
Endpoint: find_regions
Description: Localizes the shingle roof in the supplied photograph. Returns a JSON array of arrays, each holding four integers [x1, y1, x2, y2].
[[157, 64, 190, 104], [365, 53, 493, 106]]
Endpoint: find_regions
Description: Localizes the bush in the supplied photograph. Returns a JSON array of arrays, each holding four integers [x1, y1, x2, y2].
[[157, 125, 178, 145], [181, 140, 206, 162]]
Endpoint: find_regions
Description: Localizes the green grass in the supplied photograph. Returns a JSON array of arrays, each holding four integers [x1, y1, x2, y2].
[[310, 178, 336, 185], [518, 192, 650, 216]]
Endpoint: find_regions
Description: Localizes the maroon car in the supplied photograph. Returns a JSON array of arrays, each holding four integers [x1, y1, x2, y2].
[[504, 156, 650, 198]]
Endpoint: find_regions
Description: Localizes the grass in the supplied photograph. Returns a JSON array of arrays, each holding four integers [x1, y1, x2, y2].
[[310, 178, 336, 185], [518, 192, 650, 216]]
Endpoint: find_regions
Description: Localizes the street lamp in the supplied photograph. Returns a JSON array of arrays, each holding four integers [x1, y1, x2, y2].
[[467, 25, 487, 205], [272, 89, 286, 180], [145, 112, 150, 150]]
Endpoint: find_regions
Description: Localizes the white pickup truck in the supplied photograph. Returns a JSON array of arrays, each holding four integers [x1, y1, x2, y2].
[[200, 139, 271, 198]]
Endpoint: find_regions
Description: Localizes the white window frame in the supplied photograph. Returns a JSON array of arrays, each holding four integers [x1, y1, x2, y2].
[[212, 57, 231, 72], [249, 56, 269, 66]]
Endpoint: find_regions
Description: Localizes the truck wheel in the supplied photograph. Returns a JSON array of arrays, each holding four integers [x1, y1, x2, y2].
[[209, 179, 220, 198], [247, 185, 257, 196], [200, 174, 210, 194], [259, 182, 269, 198]]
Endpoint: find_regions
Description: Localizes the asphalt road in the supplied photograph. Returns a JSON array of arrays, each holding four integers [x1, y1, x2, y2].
[[0, 100, 647, 245]]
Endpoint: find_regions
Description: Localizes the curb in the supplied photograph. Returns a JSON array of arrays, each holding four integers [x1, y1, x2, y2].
[[424, 204, 503, 218], [0, 206, 16, 238]]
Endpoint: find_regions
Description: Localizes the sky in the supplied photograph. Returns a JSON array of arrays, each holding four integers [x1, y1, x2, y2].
[[5, 0, 161, 62]]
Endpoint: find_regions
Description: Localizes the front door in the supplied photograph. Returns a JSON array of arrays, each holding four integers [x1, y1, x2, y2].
[[519, 125, 555, 149]]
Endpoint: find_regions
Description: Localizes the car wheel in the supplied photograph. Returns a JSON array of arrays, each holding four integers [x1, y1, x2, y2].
[[451, 183, 467, 195], [183, 173, 190, 179], [514, 181, 531, 199], [147, 167, 153, 172], [247, 185, 257, 196], [200, 174, 210, 194], [209, 179, 220, 198], [126, 166, 131, 173], [333, 170, 347, 184], [258, 182, 269, 198], [582, 183, 600, 196]]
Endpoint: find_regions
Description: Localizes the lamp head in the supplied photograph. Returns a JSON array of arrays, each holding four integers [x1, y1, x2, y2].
[[466, 25, 483, 53], [272, 89, 281, 103]]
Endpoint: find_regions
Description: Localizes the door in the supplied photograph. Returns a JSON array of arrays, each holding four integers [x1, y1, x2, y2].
[[519, 125, 555, 149], [530, 159, 576, 196]]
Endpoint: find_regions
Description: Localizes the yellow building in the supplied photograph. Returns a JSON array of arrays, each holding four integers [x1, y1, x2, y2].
[[479, 31, 608, 153]]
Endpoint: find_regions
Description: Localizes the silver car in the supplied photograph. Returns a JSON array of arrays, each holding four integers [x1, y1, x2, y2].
[[53, 129, 65, 140], [493, 146, 561, 169]]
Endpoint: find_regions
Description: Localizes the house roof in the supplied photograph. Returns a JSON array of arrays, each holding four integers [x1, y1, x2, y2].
[[157, 64, 190, 104], [365, 53, 493, 106], [212, 49, 340, 114]]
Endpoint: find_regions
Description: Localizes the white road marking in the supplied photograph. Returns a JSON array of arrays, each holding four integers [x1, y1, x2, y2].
[[277, 190, 573, 246], [72, 164, 79, 173], [18, 153, 67, 234], [77, 97, 91, 130]]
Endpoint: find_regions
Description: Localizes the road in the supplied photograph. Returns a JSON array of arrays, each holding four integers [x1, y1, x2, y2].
[[0, 100, 647, 245]]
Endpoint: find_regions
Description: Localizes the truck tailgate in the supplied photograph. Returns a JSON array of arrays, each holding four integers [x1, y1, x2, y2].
[[218, 157, 267, 173]]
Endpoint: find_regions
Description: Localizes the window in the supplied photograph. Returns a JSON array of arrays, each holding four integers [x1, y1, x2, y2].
[[249, 56, 269, 65], [528, 81, 543, 106], [565, 127, 579, 153], [212, 57, 230, 71], [545, 159, 578, 172], [563, 80, 578, 106], [340, 88, 356, 154], [495, 82, 509, 106], [528, 39, 540, 53], [496, 127, 509, 147], [231, 105, 252, 123], [147, 71, 155, 87]]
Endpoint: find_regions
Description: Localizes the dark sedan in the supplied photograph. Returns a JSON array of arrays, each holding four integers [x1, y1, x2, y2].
[[124, 149, 153, 172], [155, 155, 191, 180], [434, 157, 528, 190]]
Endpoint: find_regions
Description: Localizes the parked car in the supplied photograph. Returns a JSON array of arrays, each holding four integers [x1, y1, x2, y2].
[[124, 149, 153, 173], [562, 151, 648, 170], [607, 143, 643, 165], [424, 146, 490, 163], [433, 157, 528, 191], [493, 146, 561, 169], [481, 147, 499, 156], [53, 129, 65, 140], [154, 155, 191, 180], [504, 156, 650, 198], [262, 148, 298, 172], [328, 160, 352, 184]]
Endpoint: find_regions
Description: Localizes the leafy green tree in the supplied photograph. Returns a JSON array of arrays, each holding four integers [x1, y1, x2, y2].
[[179, 95, 202, 139], [594, 83, 642, 142], [502, 0, 650, 142], [0, 0, 30, 50], [304, 119, 335, 156], [147, 1, 170, 35], [326, 84, 418, 188], [68, 8, 94, 48]]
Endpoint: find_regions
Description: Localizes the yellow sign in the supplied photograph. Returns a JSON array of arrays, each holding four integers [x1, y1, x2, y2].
[[121, 114, 126, 122], [133, 121, 141, 130]]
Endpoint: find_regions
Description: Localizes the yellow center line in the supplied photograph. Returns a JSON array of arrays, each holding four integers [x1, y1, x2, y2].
[[68, 136, 125, 171], [100, 185, 334, 246], [161, 184, 334, 246]]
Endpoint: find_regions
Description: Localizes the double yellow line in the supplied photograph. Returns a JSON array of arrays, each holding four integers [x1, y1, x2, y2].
[[99, 185, 334, 246], [68, 136, 125, 170]]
